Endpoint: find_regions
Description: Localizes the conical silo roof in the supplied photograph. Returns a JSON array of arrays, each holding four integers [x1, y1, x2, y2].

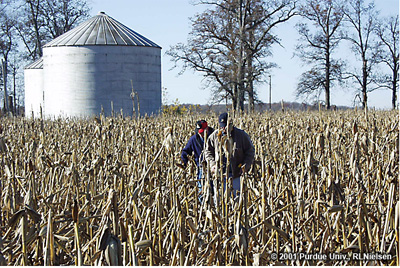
[[43, 12, 161, 48], [24, 58, 43, 69]]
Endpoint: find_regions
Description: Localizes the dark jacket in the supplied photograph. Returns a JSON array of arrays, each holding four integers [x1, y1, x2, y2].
[[204, 127, 255, 178], [181, 128, 214, 167]]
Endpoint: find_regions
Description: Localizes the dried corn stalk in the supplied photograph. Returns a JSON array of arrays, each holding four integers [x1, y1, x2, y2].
[[0, 110, 396, 266]]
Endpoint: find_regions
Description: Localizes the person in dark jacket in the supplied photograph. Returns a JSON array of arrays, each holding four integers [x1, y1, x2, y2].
[[204, 112, 255, 197], [181, 120, 214, 192]]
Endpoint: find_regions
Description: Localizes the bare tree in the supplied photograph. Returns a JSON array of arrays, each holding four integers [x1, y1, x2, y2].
[[167, 0, 296, 112], [15, 0, 45, 60], [9, 55, 24, 115], [0, 6, 17, 113], [41, 0, 91, 39], [243, 0, 296, 112], [375, 15, 399, 110], [343, 0, 381, 109], [167, 4, 239, 109], [294, 0, 346, 109], [15, 0, 90, 61]]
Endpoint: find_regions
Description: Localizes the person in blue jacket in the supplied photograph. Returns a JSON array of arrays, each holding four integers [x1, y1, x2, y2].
[[181, 120, 214, 193]]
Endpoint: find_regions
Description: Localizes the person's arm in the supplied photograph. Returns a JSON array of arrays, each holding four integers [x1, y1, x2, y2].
[[181, 137, 194, 166]]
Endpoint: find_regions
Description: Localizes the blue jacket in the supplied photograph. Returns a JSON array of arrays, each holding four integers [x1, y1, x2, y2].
[[181, 128, 214, 167], [181, 134, 204, 167]]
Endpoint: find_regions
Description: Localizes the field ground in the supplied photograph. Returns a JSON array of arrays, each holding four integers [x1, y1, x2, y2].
[[0, 110, 398, 265]]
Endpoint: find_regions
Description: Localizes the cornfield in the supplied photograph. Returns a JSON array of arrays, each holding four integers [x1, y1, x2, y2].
[[0, 109, 398, 266]]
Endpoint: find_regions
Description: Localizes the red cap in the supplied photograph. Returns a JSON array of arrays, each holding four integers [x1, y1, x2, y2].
[[198, 121, 208, 134]]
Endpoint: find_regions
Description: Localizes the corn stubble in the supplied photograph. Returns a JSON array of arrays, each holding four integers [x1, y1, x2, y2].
[[0, 110, 398, 266]]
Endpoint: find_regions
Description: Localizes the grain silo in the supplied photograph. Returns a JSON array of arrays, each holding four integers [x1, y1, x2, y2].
[[41, 12, 161, 117], [24, 58, 44, 118]]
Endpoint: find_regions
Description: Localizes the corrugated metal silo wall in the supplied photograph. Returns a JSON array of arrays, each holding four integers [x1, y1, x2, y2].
[[24, 68, 44, 118], [43, 46, 161, 118]]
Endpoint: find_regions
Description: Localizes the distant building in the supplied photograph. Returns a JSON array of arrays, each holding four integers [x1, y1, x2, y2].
[[24, 12, 161, 118], [24, 58, 44, 117]]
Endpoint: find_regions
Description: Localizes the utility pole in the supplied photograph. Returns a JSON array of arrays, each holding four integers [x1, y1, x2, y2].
[[269, 75, 272, 110]]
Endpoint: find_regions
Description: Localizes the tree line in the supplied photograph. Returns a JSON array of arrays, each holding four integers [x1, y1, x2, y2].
[[0, 0, 398, 114], [167, 0, 399, 111]]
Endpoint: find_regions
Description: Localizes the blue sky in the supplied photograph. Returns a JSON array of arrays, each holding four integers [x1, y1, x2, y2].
[[89, 0, 398, 109]]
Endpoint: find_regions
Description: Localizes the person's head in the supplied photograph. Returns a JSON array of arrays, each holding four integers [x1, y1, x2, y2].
[[218, 113, 233, 135], [196, 120, 208, 137], [218, 112, 232, 134]]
